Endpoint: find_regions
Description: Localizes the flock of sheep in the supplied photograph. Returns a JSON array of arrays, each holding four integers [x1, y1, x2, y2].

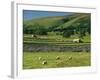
[[38, 56, 73, 65], [31, 35, 82, 65]]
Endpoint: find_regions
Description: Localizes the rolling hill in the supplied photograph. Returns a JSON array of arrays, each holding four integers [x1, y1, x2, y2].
[[23, 13, 91, 36]]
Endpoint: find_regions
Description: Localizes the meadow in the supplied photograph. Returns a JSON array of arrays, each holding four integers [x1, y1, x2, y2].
[[23, 51, 90, 69], [23, 13, 91, 69]]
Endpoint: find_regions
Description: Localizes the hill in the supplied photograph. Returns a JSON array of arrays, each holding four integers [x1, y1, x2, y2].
[[23, 13, 91, 38]]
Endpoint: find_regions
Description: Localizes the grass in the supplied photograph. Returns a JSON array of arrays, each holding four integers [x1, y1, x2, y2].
[[23, 34, 90, 46], [24, 33, 90, 40], [23, 13, 91, 69], [56, 14, 88, 29], [23, 51, 91, 69], [24, 41, 90, 46], [23, 33, 91, 69], [24, 16, 65, 28]]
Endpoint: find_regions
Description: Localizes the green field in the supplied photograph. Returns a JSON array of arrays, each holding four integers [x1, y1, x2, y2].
[[23, 12, 91, 69], [23, 52, 91, 69], [23, 33, 90, 45]]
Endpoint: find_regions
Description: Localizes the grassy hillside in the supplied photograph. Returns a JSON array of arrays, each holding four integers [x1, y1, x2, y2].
[[24, 13, 91, 37], [56, 14, 90, 30], [24, 16, 65, 28], [24, 13, 90, 28]]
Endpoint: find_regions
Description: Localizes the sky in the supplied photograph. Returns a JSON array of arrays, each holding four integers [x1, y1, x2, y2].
[[23, 10, 73, 21]]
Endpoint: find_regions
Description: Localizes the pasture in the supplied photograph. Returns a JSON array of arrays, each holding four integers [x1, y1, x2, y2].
[[23, 13, 91, 69], [23, 52, 90, 69], [23, 33, 91, 69], [23, 33, 90, 44]]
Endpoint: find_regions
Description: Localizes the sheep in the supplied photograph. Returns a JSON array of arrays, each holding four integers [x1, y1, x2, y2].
[[31, 34, 34, 38], [31, 34, 37, 38], [68, 56, 72, 60], [73, 39, 80, 43], [56, 56, 60, 60], [42, 60, 47, 65], [73, 38, 83, 43], [38, 57, 42, 60]]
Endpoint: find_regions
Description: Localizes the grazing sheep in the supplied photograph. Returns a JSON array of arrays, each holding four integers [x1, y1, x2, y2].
[[73, 38, 83, 43], [39, 57, 42, 60], [73, 39, 80, 43], [68, 56, 72, 60], [56, 56, 60, 60], [31, 34, 34, 38], [42, 60, 47, 65], [31, 34, 37, 38]]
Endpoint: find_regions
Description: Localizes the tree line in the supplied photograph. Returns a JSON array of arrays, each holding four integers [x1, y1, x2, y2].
[[23, 16, 90, 38]]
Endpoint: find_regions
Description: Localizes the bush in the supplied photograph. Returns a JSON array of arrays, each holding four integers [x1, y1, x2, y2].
[[63, 30, 72, 37]]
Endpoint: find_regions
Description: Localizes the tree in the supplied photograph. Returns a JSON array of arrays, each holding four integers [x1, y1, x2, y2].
[[63, 30, 72, 37]]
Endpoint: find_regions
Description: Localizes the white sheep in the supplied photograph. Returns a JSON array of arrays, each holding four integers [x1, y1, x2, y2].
[[39, 57, 42, 60], [73, 39, 80, 43], [42, 60, 47, 65], [68, 56, 72, 60], [31, 34, 34, 38], [56, 56, 60, 60]]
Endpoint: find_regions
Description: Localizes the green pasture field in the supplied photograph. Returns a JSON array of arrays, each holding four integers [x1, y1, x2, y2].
[[23, 34, 90, 45], [23, 52, 91, 69], [23, 13, 91, 69]]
